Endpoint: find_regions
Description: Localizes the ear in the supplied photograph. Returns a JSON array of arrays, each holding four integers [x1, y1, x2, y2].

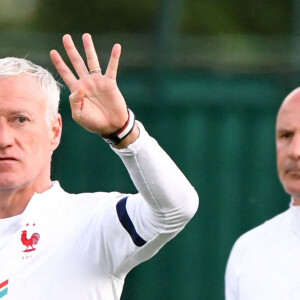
[[50, 114, 62, 151]]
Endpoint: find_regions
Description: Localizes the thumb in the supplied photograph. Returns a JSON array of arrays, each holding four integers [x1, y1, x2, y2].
[[69, 88, 85, 122]]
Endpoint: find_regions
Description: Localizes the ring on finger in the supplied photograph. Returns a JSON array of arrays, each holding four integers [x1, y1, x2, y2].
[[89, 67, 102, 74]]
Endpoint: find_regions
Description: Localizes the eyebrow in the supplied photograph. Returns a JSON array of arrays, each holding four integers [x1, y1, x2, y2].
[[6, 110, 34, 118], [276, 127, 294, 134]]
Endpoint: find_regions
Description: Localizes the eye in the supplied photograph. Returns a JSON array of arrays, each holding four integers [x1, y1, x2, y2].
[[278, 131, 293, 140], [12, 116, 29, 125], [17, 117, 27, 123]]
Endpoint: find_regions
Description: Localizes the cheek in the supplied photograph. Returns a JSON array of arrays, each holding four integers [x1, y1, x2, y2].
[[276, 152, 287, 183], [276, 149, 282, 168], [277, 152, 283, 167], [27, 130, 53, 154], [276, 145, 286, 167]]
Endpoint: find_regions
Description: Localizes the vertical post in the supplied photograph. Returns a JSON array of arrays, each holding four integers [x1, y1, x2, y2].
[[292, 0, 300, 72], [151, 0, 185, 104], [155, 0, 185, 70]]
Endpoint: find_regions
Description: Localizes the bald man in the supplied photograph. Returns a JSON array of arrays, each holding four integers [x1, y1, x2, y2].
[[225, 88, 300, 300]]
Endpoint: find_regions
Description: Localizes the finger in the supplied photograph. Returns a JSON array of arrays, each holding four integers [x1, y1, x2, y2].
[[62, 34, 89, 78], [50, 49, 78, 89], [82, 33, 101, 72], [105, 43, 121, 80], [69, 88, 84, 122]]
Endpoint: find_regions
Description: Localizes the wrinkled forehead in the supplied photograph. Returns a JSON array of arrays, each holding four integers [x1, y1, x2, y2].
[[0, 76, 47, 108]]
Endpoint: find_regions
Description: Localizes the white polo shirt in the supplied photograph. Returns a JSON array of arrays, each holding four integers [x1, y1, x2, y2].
[[226, 203, 300, 300], [0, 123, 199, 300]]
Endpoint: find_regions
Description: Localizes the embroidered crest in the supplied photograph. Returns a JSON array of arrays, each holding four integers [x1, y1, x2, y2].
[[21, 223, 40, 252]]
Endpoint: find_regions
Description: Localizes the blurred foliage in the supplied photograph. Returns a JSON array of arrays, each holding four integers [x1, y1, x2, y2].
[[0, 0, 36, 29], [182, 0, 292, 34], [30, 0, 159, 34], [0, 0, 292, 35]]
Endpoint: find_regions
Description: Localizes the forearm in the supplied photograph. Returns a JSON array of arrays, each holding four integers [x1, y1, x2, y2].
[[112, 121, 199, 226]]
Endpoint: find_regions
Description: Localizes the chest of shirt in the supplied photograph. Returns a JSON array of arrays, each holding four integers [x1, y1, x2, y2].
[[0, 215, 121, 300]]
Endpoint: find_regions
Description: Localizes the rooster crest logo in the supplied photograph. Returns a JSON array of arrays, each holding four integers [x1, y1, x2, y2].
[[21, 230, 40, 252]]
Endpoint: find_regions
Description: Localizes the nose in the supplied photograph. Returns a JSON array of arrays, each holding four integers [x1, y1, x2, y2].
[[0, 120, 14, 149], [289, 133, 300, 159]]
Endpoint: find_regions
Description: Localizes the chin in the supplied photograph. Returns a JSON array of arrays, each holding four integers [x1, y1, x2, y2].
[[283, 185, 300, 198], [0, 177, 24, 190]]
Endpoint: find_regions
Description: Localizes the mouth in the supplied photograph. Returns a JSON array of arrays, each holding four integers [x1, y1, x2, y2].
[[286, 170, 300, 178], [0, 157, 18, 161]]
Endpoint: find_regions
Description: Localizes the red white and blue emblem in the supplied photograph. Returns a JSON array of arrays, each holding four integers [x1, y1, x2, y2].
[[0, 280, 8, 298]]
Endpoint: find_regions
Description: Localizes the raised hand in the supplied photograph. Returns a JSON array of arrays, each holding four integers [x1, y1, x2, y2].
[[50, 33, 129, 138]]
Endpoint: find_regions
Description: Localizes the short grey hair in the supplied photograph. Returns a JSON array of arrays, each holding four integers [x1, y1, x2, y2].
[[0, 57, 61, 123]]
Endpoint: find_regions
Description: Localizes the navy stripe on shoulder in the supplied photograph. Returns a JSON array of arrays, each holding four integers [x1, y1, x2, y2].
[[116, 197, 147, 247]]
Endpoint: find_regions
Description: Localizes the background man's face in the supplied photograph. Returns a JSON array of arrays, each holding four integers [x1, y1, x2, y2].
[[277, 91, 300, 204]]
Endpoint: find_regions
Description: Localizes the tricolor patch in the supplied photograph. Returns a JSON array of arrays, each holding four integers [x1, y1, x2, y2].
[[0, 280, 8, 298]]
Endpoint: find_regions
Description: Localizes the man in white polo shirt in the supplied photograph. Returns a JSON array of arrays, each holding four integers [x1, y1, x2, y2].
[[0, 33, 198, 300], [226, 87, 300, 299]]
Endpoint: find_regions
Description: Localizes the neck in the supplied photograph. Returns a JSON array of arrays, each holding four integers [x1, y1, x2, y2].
[[293, 199, 300, 206], [0, 180, 52, 219]]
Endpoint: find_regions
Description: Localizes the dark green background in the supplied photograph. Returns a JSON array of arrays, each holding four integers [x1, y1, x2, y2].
[[51, 70, 292, 299], [0, 0, 298, 298]]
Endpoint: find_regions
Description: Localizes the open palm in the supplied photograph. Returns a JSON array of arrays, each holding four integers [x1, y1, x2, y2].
[[50, 33, 128, 136]]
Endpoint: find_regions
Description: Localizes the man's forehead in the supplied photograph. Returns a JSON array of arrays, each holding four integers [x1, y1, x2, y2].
[[281, 88, 300, 108], [0, 76, 45, 99], [278, 89, 300, 117], [276, 95, 300, 131], [0, 76, 48, 119], [0, 75, 42, 90]]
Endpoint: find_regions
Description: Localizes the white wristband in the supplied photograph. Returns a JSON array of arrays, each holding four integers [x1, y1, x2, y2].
[[102, 109, 135, 145]]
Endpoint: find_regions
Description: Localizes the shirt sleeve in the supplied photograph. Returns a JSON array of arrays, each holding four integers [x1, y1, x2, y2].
[[73, 121, 199, 280], [109, 121, 199, 277]]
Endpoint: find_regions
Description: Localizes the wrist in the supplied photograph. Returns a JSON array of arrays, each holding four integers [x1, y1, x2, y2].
[[114, 123, 140, 149], [101, 108, 136, 146]]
